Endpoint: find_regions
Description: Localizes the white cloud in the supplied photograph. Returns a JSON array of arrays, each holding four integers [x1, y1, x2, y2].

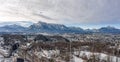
[[0, 0, 120, 25]]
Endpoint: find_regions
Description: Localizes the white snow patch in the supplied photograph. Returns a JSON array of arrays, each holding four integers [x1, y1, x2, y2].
[[74, 51, 120, 62], [72, 55, 84, 62]]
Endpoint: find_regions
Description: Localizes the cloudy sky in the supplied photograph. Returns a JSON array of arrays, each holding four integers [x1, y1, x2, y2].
[[0, 0, 120, 28]]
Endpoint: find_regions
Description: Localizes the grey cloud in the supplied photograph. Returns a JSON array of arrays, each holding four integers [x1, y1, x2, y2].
[[0, 0, 120, 24]]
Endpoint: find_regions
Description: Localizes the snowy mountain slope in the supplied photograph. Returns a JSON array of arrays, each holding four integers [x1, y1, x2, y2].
[[0, 21, 120, 34], [0, 24, 27, 32], [29, 21, 84, 33]]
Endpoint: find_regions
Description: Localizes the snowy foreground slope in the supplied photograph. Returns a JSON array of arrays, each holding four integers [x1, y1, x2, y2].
[[72, 55, 84, 62], [0, 34, 119, 62], [0, 49, 119, 62], [74, 51, 120, 62]]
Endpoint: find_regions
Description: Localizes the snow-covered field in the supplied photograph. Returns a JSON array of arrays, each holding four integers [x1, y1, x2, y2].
[[74, 51, 120, 62], [72, 55, 84, 62], [35, 49, 60, 58]]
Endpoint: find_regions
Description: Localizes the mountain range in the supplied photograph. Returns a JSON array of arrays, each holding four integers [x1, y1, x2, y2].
[[0, 21, 120, 34]]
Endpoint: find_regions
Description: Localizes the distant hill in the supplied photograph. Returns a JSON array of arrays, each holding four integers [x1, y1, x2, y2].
[[0, 24, 27, 32], [99, 26, 120, 34], [28, 21, 84, 33], [0, 21, 120, 34]]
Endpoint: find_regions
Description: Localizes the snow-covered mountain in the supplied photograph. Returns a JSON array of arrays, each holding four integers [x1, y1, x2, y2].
[[0, 24, 27, 32], [29, 21, 84, 33], [0, 21, 120, 34], [29, 21, 68, 30], [99, 26, 120, 34]]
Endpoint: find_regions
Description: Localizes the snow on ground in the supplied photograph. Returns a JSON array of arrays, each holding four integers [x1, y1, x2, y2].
[[0, 47, 9, 57], [74, 51, 120, 62], [72, 55, 84, 62], [35, 49, 60, 58], [0, 47, 13, 62], [0, 57, 13, 62], [3, 58, 13, 62]]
